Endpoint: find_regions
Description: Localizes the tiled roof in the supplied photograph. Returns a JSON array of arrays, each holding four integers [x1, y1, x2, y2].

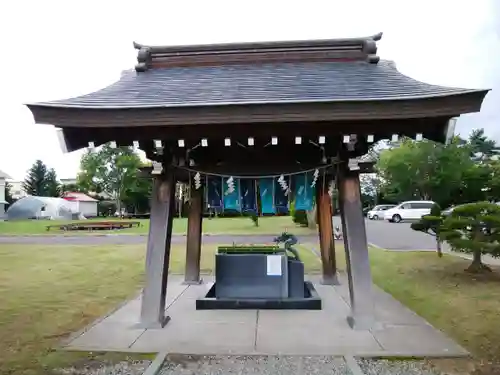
[[0, 170, 11, 179], [30, 60, 481, 109], [62, 192, 98, 202]]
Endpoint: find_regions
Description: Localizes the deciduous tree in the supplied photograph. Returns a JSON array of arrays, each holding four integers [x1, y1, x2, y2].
[[77, 144, 146, 214], [377, 138, 474, 208]]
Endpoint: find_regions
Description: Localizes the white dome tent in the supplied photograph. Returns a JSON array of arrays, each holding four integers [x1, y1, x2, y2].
[[6, 196, 78, 220]]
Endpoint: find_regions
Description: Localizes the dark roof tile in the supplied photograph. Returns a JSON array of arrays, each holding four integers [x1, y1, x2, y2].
[[32, 60, 482, 109]]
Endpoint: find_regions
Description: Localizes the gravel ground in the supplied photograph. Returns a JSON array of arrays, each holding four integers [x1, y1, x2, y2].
[[357, 359, 444, 375], [51, 356, 462, 374], [56, 360, 151, 375], [159, 355, 351, 375]]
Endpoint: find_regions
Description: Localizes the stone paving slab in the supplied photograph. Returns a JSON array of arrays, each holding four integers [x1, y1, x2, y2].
[[62, 275, 468, 357]]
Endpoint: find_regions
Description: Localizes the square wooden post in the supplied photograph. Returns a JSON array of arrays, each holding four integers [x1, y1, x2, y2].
[[184, 186, 204, 284], [139, 170, 176, 328], [315, 180, 339, 285], [338, 165, 375, 330]]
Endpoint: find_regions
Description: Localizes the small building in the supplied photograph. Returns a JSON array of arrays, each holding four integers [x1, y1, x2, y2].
[[62, 192, 98, 217]]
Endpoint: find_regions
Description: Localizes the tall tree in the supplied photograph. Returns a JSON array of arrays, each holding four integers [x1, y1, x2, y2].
[[121, 174, 153, 214], [468, 128, 498, 158], [360, 174, 381, 206], [22, 160, 49, 196], [377, 138, 474, 208], [45, 168, 61, 197], [77, 144, 145, 214], [483, 159, 500, 202], [61, 183, 87, 194]]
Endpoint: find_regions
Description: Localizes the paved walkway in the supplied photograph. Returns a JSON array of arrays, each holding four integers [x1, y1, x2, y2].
[[63, 275, 467, 357]]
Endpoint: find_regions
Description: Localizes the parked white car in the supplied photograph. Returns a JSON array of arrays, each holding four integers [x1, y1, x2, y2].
[[367, 204, 396, 220], [383, 200, 436, 223]]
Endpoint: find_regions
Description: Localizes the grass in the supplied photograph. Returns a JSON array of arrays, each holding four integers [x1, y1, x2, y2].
[[2, 239, 500, 374], [333, 246, 500, 374], [0, 216, 317, 236], [0, 242, 321, 374], [368, 250, 500, 374]]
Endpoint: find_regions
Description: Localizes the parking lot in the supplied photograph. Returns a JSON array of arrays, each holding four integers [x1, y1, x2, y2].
[[333, 216, 442, 251]]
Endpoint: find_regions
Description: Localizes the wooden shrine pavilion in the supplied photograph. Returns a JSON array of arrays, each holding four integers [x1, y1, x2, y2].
[[27, 32, 488, 330]]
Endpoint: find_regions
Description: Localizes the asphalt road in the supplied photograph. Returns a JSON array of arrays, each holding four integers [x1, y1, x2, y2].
[[357, 218, 441, 251], [0, 218, 439, 251]]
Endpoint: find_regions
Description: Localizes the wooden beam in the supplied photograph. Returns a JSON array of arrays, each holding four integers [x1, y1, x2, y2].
[[338, 164, 375, 330], [316, 182, 339, 285], [139, 170, 176, 328], [184, 187, 204, 284]]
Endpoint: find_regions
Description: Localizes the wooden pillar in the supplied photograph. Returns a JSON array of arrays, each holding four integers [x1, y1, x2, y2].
[[338, 164, 375, 330], [316, 182, 339, 285], [139, 171, 176, 328], [184, 187, 204, 284]]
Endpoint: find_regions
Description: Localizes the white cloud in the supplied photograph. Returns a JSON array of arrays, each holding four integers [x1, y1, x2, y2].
[[0, 0, 498, 179]]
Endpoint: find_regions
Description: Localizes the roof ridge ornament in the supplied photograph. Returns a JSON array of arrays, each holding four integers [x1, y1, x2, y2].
[[132, 32, 384, 71], [134, 42, 152, 72], [363, 32, 382, 64]]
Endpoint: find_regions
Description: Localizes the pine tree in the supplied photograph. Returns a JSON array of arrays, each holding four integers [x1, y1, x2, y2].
[[45, 168, 61, 197], [441, 202, 500, 273], [23, 160, 48, 196]]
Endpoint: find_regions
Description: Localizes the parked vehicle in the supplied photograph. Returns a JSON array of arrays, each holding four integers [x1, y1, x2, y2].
[[442, 205, 457, 216], [443, 201, 500, 216], [383, 200, 436, 223], [367, 204, 396, 220]]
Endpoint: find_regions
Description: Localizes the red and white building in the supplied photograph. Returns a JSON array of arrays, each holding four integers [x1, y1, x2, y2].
[[62, 192, 98, 218]]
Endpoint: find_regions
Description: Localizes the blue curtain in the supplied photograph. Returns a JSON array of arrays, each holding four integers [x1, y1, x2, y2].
[[274, 176, 290, 214], [206, 176, 223, 211], [259, 178, 275, 214], [293, 173, 314, 211], [240, 179, 257, 214], [223, 177, 241, 212]]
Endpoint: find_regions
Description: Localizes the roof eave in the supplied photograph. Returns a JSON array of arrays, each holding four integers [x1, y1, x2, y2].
[[25, 88, 489, 111], [27, 91, 489, 132]]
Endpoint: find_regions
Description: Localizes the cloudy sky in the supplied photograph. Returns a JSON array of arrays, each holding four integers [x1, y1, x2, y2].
[[1, 0, 498, 180]]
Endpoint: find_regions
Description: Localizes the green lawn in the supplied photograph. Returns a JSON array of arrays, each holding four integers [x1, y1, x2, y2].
[[0, 216, 317, 236], [2, 241, 500, 374], [0, 242, 321, 374], [332, 246, 500, 374]]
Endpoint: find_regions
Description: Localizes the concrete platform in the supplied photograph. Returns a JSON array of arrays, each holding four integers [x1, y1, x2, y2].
[[62, 275, 468, 357]]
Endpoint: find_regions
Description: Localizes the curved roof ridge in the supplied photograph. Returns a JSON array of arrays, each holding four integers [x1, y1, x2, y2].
[[133, 33, 383, 72], [133, 33, 383, 53]]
